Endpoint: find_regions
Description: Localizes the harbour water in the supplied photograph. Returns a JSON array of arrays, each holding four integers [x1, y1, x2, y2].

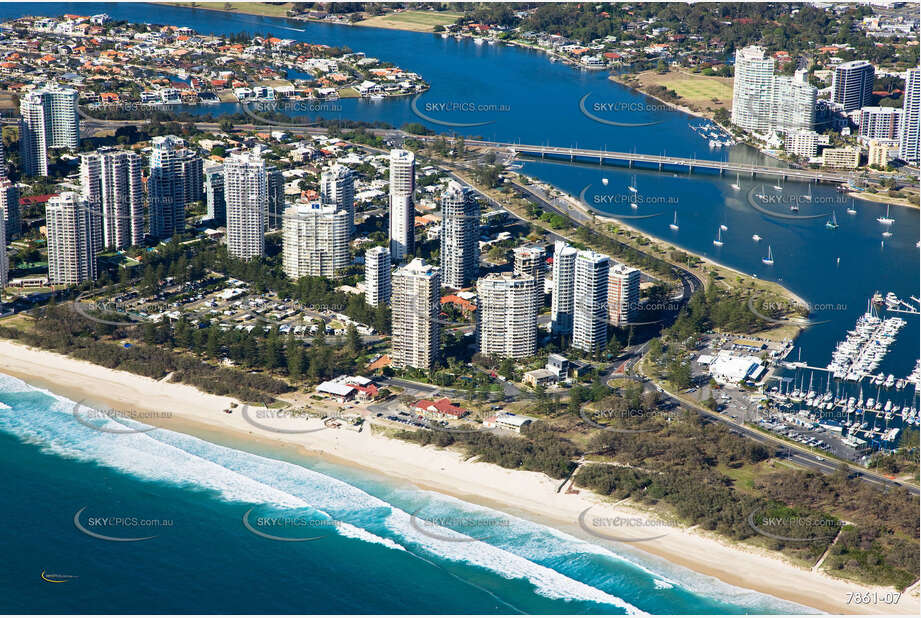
[[0, 3, 918, 612]]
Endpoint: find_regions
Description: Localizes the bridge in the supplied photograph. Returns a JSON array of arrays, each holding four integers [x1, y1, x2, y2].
[[462, 139, 856, 184]]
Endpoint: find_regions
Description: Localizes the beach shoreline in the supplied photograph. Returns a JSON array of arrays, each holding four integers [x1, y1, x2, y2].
[[1, 339, 916, 615]]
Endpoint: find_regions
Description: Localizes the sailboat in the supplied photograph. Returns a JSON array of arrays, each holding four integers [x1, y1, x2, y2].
[[762, 245, 774, 265], [602, 177, 609, 186], [755, 184, 766, 200], [631, 194, 638, 209], [731, 173, 741, 191], [628, 175, 637, 193], [882, 229, 892, 238], [669, 211, 679, 231], [803, 185, 812, 201], [877, 204, 894, 225], [825, 211, 839, 230], [713, 227, 724, 247], [773, 179, 783, 191], [752, 234, 762, 242], [846, 199, 857, 215]]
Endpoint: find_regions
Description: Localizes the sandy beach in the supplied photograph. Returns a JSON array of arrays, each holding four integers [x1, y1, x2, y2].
[[1, 339, 917, 615]]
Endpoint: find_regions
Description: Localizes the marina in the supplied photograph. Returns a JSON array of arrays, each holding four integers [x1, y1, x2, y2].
[[688, 121, 736, 148], [825, 304, 905, 381]]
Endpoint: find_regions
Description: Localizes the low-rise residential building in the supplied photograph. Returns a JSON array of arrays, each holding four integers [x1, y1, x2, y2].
[[784, 130, 819, 159], [821, 146, 860, 169], [412, 397, 468, 420]]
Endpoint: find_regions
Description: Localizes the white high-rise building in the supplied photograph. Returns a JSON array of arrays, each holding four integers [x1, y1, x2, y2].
[[224, 148, 268, 260], [773, 71, 817, 134], [832, 60, 875, 112], [365, 245, 391, 307], [476, 273, 537, 359], [440, 180, 480, 289], [607, 263, 640, 327], [18, 83, 79, 177], [148, 135, 197, 239], [731, 46, 776, 133], [282, 201, 350, 280], [391, 258, 440, 370], [513, 245, 545, 310], [388, 149, 415, 261], [572, 250, 609, 353], [0, 139, 6, 178], [0, 178, 20, 243], [731, 47, 816, 135], [45, 192, 97, 286], [900, 68, 920, 163], [80, 148, 144, 250], [551, 241, 577, 335], [321, 164, 355, 236]]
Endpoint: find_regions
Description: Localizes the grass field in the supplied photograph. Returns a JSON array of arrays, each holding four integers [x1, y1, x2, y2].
[[166, 3, 296, 18], [358, 10, 463, 32], [635, 70, 734, 111]]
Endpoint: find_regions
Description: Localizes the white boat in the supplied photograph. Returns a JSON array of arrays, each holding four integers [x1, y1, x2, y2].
[[755, 184, 766, 199], [803, 185, 812, 201], [628, 175, 637, 193], [601, 178, 609, 186], [713, 227, 724, 247], [731, 173, 741, 191], [877, 204, 894, 225], [752, 234, 762, 242], [882, 230, 892, 238], [762, 245, 774, 266], [846, 199, 857, 215], [720, 224, 728, 231], [474, 37, 484, 45], [773, 180, 783, 191], [669, 211, 679, 231]]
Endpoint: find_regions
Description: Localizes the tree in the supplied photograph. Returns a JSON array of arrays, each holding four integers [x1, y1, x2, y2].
[[345, 323, 361, 356]]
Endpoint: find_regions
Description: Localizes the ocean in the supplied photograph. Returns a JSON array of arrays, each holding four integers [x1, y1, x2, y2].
[[0, 373, 813, 614], [0, 2, 917, 612]]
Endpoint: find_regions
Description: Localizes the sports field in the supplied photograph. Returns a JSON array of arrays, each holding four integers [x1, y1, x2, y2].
[[636, 70, 734, 110], [358, 10, 463, 32], [167, 3, 296, 18]]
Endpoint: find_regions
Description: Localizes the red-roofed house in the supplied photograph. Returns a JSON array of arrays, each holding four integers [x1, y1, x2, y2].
[[412, 398, 468, 420], [346, 382, 379, 400]]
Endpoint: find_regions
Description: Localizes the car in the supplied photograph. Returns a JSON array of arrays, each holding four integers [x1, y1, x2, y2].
[[815, 456, 824, 461]]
